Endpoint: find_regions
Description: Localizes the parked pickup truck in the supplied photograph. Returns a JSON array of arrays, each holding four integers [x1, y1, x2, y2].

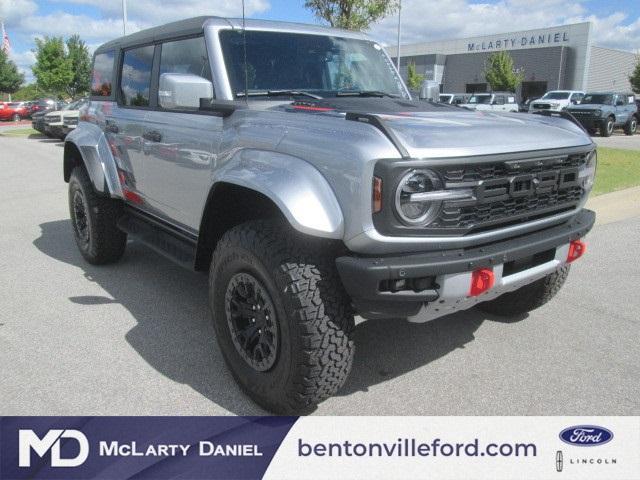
[[566, 92, 638, 136], [461, 92, 519, 112], [63, 16, 596, 413], [529, 90, 585, 113]]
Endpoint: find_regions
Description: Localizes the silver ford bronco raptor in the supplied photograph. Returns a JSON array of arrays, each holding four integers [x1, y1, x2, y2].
[[63, 16, 596, 413]]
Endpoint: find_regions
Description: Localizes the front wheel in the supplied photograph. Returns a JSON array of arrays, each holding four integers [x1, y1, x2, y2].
[[600, 117, 615, 137], [68, 166, 127, 264], [624, 116, 638, 136], [477, 265, 570, 316], [209, 220, 355, 414]]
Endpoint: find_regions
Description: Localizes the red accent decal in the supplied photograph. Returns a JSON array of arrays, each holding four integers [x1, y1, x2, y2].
[[123, 189, 143, 205], [292, 105, 335, 112]]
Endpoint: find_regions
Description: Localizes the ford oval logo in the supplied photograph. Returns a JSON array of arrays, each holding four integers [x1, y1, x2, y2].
[[559, 426, 613, 447]]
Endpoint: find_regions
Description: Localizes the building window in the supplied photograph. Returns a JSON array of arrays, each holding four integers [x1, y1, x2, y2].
[[466, 83, 487, 93], [521, 81, 548, 103]]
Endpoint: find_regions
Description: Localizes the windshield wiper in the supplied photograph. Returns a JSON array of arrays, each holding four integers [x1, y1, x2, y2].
[[336, 90, 400, 98], [236, 90, 323, 100]]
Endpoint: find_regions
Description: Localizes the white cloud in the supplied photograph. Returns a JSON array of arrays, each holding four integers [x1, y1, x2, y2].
[[368, 0, 640, 52], [0, 0, 38, 26]]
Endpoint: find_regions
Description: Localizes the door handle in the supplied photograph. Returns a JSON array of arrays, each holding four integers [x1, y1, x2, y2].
[[143, 130, 162, 142], [104, 120, 119, 133]]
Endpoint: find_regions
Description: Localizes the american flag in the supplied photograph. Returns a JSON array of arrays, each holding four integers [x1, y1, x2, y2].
[[1, 22, 10, 55]]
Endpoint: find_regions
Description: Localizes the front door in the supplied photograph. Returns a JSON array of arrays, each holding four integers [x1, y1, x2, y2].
[[141, 36, 221, 233]]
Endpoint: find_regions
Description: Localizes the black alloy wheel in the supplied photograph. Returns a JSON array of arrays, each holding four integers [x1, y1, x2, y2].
[[224, 272, 279, 372]]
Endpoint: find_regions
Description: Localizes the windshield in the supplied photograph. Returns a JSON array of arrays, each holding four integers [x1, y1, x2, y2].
[[468, 94, 491, 104], [542, 91, 570, 100], [219, 30, 406, 99], [581, 94, 613, 105]]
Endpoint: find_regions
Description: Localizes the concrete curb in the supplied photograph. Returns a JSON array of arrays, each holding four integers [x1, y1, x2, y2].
[[587, 187, 640, 226]]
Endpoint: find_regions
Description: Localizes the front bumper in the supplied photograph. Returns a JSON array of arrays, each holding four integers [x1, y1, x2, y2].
[[336, 209, 595, 320]]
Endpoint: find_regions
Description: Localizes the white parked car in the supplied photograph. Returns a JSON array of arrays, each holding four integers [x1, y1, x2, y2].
[[529, 90, 584, 113], [461, 92, 519, 112], [439, 93, 470, 105]]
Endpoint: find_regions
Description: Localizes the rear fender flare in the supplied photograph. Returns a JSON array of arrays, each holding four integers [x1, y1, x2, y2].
[[64, 123, 123, 199]]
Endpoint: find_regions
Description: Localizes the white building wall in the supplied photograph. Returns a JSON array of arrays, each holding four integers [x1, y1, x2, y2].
[[587, 46, 637, 91]]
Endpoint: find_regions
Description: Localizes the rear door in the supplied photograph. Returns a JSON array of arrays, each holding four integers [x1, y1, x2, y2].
[[142, 35, 220, 232], [110, 45, 155, 207]]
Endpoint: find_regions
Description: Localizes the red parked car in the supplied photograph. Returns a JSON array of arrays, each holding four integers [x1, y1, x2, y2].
[[0, 102, 31, 121]]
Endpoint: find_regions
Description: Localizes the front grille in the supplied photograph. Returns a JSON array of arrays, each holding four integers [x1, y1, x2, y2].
[[567, 110, 595, 116], [428, 151, 589, 234], [533, 103, 551, 109], [46, 115, 61, 123], [64, 117, 78, 126]]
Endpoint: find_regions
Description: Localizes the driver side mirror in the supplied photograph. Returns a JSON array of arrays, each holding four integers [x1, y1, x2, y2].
[[158, 73, 213, 110]]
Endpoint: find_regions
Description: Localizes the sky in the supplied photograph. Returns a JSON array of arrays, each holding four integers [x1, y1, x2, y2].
[[1, 0, 639, 83]]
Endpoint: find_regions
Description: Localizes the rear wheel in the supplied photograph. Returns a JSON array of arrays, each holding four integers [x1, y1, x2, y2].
[[624, 116, 637, 136], [12, 113, 21, 122], [209, 220, 355, 414], [600, 117, 614, 137], [477, 266, 570, 316], [68, 166, 127, 264]]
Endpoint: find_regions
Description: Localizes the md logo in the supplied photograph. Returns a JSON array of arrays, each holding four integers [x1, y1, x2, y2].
[[19, 429, 89, 467]]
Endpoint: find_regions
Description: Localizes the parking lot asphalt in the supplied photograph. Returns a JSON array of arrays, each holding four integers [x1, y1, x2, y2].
[[593, 131, 640, 151], [1, 134, 638, 416]]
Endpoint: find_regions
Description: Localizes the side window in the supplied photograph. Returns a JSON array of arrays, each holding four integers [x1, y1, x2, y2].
[[91, 51, 115, 98], [494, 95, 505, 105], [507, 96, 515, 103], [120, 45, 154, 107], [158, 36, 213, 110]]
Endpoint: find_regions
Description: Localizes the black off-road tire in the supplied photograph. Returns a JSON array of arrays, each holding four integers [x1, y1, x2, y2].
[[624, 116, 638, 136], [477, 265, 570, 317], [600, 117, 615, 137], [209, 220, 355, 414], [68, 166, 127, 264]]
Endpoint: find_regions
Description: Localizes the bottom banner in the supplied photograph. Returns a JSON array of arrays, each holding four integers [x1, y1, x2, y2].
[[1, 416, 638, 479]]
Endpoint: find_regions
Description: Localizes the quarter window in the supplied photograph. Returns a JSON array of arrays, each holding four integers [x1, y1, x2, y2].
[[91, 51, 115, 97], [120, 45, 154, 107]]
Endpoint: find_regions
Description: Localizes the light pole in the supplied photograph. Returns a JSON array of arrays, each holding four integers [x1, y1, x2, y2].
[[122, 0, 128, 35], [395, 0, 402, 71]]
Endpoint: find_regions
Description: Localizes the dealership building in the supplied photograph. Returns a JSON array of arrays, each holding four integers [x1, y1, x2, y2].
[[388, 22, 637, 101]]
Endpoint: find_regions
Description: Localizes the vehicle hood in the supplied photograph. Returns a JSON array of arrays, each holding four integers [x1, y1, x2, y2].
[[565, 103, 606, 111], [279, 98, 592, 157]]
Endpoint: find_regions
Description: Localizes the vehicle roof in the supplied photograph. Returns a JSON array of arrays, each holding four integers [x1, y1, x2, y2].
[[95, 16, 368, 53], [584, 92, 631, 95]]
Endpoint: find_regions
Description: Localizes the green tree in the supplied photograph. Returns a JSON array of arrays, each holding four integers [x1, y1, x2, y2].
[[484, 51, 524, 92], [32, 36, 73, 98], [0, 49, 24, 97], [13, 83, 42, 101], [406, 62, 424, 91], [66, 35, 91, 98], [629, 55, 640, 94], [304, 0, 398, 30]]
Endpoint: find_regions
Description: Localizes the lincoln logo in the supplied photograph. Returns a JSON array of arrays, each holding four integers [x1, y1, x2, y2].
[[559, 426, 613, 447], [19, 429, 89, 467]]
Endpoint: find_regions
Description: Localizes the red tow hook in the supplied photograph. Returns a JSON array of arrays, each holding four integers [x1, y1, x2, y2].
[[470, 268, 495, 297], [566, 240, 586, 263]]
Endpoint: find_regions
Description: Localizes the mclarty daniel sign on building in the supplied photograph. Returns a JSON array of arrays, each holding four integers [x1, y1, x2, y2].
[[466, 30, 570, 51]]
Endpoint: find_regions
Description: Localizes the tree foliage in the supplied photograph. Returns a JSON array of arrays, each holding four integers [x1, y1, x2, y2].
[[406, 62, 424, 91], [629, 55, 640, 94], [32, 36, 74, 98], [66, 35, 91, 98], [304, 0, 398, 30], [484, 51, 524, 92], [12, 83, 43, 101], [0, 49, 24, 95]]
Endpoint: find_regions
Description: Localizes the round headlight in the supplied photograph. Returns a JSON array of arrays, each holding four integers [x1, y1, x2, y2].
[[595, 109, 602, 117], [395, 169, 442, 225]]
